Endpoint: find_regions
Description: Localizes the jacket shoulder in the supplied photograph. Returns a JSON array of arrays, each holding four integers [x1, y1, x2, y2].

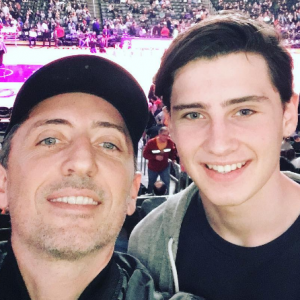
[[0, 241, 8, 268], [114, 252, 163, 300], [128, 184, 199, 292], [129, 183, 198, 246]]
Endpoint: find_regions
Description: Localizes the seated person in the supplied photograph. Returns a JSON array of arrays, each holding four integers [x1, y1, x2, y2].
[[141, 181, 167, 217]]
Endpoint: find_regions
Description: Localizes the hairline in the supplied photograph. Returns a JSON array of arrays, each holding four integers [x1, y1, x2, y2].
[[168, 50, 287, 112]]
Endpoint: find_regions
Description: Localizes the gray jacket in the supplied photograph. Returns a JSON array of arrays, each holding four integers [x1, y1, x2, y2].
[[128, 183, 201, 298]]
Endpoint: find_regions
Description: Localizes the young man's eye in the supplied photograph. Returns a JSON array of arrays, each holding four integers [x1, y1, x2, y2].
[[235, 109, 254, 116], [39, 137, 59, 146], [184, 112, 203, 119], [99, 142, 119, 151]]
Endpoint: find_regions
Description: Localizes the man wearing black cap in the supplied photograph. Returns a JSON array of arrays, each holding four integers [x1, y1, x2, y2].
[[0, 55, 159, 299]]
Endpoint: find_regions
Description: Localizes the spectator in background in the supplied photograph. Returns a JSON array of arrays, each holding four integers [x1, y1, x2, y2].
[[0, 35, 7, 67], [153, 180, 167, 195], [28, 25, 37, 48], [153, 99, 163, 118], [2, 3, 9, 17], [102, 24, 109, 47], [146, 118, 164, 139], [85, 10, 91, 26], [143, 127, 177, 194], [129, 21, 137, 36], [140, 181, 168, 218], [172, 24, 179, 38], [92, 18, 100, 35], [88, 32, 97, 53], [152, 22, 161, 37], [54, 22, 64, 47], [42, 20, 51, 47], [161, 23, 170, 37]]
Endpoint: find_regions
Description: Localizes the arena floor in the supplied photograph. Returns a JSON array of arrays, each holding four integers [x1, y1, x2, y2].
[[1, 45, 300, 107], [0, 45, 164, 106]]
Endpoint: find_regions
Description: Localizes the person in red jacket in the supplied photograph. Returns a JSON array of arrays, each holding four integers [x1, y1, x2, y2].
[[143, 126, 177, 194], [54, 23, 65, 47], [161, 24, 170, 38]]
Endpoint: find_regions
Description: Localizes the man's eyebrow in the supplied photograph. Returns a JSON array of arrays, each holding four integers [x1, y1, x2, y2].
[[172, 96, 269, 111], [221, 95, 269, 107], [92, 121, 127, 136], [32, 119, 73, 129], [30, 119, 127, 135], [172, 102, 209, 111]]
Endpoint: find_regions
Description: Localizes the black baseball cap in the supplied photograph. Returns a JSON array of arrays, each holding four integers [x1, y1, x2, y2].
[[6, 55, 149, 155]]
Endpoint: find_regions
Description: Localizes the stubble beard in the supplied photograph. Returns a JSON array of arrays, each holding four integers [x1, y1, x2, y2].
[[9, 176, 128, 261]]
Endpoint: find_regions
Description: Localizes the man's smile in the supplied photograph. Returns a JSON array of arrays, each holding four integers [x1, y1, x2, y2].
[[205, 161, 247, 174], [49, 196, 99, 205]]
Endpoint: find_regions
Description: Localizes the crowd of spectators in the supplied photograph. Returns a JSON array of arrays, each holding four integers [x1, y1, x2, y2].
[[102, 0, 209, 39], [0, 0, 209, 46], [2, 0, 300, 46], [0, 0, 96, 46], [216, 0, 300, 44]]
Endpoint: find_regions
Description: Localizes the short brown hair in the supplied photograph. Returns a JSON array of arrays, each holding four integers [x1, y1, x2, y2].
[[155, 13, 293, 111]]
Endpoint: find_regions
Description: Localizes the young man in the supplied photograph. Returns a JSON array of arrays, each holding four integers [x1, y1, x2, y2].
[[129, 14, 300, 299], [0, 55, 160, 299]]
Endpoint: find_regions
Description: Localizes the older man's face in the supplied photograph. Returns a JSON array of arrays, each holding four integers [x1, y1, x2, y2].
[[1, 93, 140, 260]]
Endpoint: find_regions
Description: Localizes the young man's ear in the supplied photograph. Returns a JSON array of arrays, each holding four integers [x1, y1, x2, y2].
[[163, 106, 169, 126], [126, 171, 142, 216], [163, 106, 173, 134], [0, 164, 8, 210], [283, 93, 299, 138]]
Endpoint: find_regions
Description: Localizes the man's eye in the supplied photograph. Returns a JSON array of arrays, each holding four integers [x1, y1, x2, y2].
[[100, 142, 118, 151], [235, 109, 254, 116], [184, 112, 203, 119], [40, 137, 59, 146]]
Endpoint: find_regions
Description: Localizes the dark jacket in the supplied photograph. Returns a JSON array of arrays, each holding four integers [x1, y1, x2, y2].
[[0, 241, 162, 300]]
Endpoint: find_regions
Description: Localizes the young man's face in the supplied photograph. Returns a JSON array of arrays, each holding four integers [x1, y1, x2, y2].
[[0, 93, 140, 259], [168, 52, 298, 207]]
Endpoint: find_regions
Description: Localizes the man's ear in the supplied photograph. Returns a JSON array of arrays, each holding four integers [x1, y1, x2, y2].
[[0, 164, 8, 210], [126, 171, 142, 216], [283, 93, 299, 138]]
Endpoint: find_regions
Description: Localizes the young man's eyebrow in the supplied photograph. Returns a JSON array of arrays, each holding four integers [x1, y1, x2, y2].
[[221, 95, 269, 108], [172, 102, 209, 111], [172, 96, 269, 111]]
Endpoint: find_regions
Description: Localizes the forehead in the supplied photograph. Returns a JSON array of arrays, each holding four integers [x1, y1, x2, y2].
[[28, 92, 125, 124], [12, 93, 131, 144], [171, 52, 278, 107]]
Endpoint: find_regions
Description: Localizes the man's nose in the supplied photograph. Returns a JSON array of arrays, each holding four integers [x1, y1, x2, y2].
[[61, 137, 98, 177], [203, 118, 238, 157]]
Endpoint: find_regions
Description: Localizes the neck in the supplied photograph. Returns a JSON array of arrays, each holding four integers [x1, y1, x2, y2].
[[11, 238, 114, 300], [201, 172, 300, 247], [157, 137, 166, 143]]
